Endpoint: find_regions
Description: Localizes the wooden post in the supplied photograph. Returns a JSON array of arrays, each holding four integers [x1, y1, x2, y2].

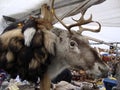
[[40, 72, 51, 90]]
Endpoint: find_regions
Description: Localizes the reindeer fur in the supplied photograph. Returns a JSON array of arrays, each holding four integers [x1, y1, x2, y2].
[[0, 27, 109, 85]]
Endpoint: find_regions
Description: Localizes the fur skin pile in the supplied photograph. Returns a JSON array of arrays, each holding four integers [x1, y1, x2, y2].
[[0, 20, 52, 83]]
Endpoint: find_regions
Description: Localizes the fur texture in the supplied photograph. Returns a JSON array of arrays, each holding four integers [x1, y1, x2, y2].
[[23, 28, 36, 46], [0, 28, 53, 83], [0, 27, 109, 83]]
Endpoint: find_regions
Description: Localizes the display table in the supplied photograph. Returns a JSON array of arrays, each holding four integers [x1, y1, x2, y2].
[[103, 78, 118, 90]]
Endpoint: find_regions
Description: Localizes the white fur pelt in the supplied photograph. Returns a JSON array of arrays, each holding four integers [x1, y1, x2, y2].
[[52, 81, 81, 90], [52, 81, 95, 90]]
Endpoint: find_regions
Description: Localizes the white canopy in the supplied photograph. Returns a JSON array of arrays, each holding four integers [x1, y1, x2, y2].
[[54, 0, 120, 49], [0, 0, 120, 48], [63, 0, 120, 27]]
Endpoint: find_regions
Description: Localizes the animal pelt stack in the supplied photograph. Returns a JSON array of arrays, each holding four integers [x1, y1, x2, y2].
[[0, 4, 54, 83], [0, 26, 50, 83]]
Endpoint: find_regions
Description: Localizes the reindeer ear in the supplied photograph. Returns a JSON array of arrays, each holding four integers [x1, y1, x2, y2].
[[43, 30, 56, 55]]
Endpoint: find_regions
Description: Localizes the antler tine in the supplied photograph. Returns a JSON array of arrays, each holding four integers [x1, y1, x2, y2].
[[70, 13, 92, 29], [51, 0, 73, 34], [71, 11, 101, 34], [51, 0, 101, 35], [78, 21, 101, 34]]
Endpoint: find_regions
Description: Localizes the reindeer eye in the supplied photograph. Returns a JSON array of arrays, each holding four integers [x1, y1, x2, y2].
[[70, 40, 77, 47], [70, 41, 75, 46]]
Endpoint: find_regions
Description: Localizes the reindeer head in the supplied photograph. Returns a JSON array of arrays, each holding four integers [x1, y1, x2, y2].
[[49, 0, 109, 79], [0, 0, 109, 81]]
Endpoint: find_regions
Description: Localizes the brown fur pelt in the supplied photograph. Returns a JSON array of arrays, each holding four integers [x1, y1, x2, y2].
[[0, 29, 51, 83]]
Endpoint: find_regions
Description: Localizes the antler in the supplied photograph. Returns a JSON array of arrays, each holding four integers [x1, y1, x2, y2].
[[36, 4, 54, 30], [51, 0, 73, 34], [51, 0, 101, 35], [72, 11, 101, 34]]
